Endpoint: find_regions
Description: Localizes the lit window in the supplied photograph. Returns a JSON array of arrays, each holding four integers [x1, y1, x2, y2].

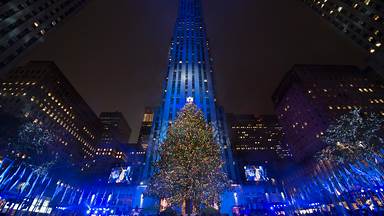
[[337, 7, 343, 12]]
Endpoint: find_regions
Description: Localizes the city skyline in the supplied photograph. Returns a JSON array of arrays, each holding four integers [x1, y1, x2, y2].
[[18, 0, 368, 141], [0, 0, 383, 214]]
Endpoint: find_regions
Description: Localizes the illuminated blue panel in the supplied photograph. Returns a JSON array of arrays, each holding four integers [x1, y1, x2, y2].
[[143, 0, 236, 181]]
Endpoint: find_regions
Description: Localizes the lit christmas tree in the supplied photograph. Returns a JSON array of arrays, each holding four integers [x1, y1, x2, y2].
[[16, 122, 54, 155], [10, 122, 57, 174], [146, 99, 231, 213], [317, 109, 383, 164]]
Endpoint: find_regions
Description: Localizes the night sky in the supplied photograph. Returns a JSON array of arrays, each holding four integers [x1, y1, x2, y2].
[[20, 0, 367, 141]]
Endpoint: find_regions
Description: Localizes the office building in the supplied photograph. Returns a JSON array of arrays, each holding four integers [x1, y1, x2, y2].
[[301, 0, 383, 54], [0, 61, 101, 176], [272, 64, 384, 161], [142, 0, 236, 180], [227, 114, 292, 181], [137, 107, 154, 150], [0, 0, 88, 75], [301, 0, 384, 76]]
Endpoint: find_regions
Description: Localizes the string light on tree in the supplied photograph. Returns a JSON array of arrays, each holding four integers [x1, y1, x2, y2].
[[316, 108, 384, 164], [145, 101, 231, 213]]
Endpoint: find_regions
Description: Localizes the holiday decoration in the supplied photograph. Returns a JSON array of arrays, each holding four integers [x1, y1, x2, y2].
[[146, 102, 231, 212], [317, 109, 383, 164], [9, 122, 57, 172], [14, 122, 54, 156]]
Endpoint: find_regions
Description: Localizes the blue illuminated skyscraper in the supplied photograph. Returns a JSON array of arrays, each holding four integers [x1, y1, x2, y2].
[[143, 0, 236, 181]]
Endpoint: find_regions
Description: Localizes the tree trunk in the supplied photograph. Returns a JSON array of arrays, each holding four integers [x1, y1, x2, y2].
[[192, 200, 199, 214], [182, 199, 193, 216]]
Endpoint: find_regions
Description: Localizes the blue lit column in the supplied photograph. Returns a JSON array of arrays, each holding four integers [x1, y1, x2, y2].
[[142, 0, 236, 181]]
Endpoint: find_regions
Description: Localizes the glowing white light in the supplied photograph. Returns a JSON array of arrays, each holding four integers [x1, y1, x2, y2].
[[186, 97, 194, 104], [281, 192, 286, 200], [140, 193, 144, 208], [90, 194, 96, 205]]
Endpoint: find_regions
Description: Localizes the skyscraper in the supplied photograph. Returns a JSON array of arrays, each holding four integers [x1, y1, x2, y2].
[[143, 0, 235, 180], [94, 112, 132, 166], [0, 0, 88, 75], [0, 61, 101, 178], [272, 64, 384, 161], [300, 0, 384, 76], [226, 114, 292, 181], [99, 112, 131, 147], [137, 107, 154, 150], [227, 114, 292, 160], [301, 0, 383, 54]]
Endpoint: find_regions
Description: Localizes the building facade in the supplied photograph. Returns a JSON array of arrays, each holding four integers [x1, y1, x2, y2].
[[99, 112, 131, 144], [87, 112, 132, 182], [272, 64, 384, 162], [227, 114, 292, 182], [301, 0, 384, 76], [0, 0, 88, 76], [0, 61, 102, 179], [301, 0, 383, 54], [142, 0, 236, 180], [137, 107, 154, 151]]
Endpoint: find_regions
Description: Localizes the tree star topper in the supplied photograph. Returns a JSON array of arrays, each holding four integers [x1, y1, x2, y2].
[[186, 97, 194, 104]]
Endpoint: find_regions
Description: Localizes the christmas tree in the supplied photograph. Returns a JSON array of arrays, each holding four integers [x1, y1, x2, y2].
[[146, 100, 231, 213], [317, 109, 383, 164], [10, 122, 57, 174]]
